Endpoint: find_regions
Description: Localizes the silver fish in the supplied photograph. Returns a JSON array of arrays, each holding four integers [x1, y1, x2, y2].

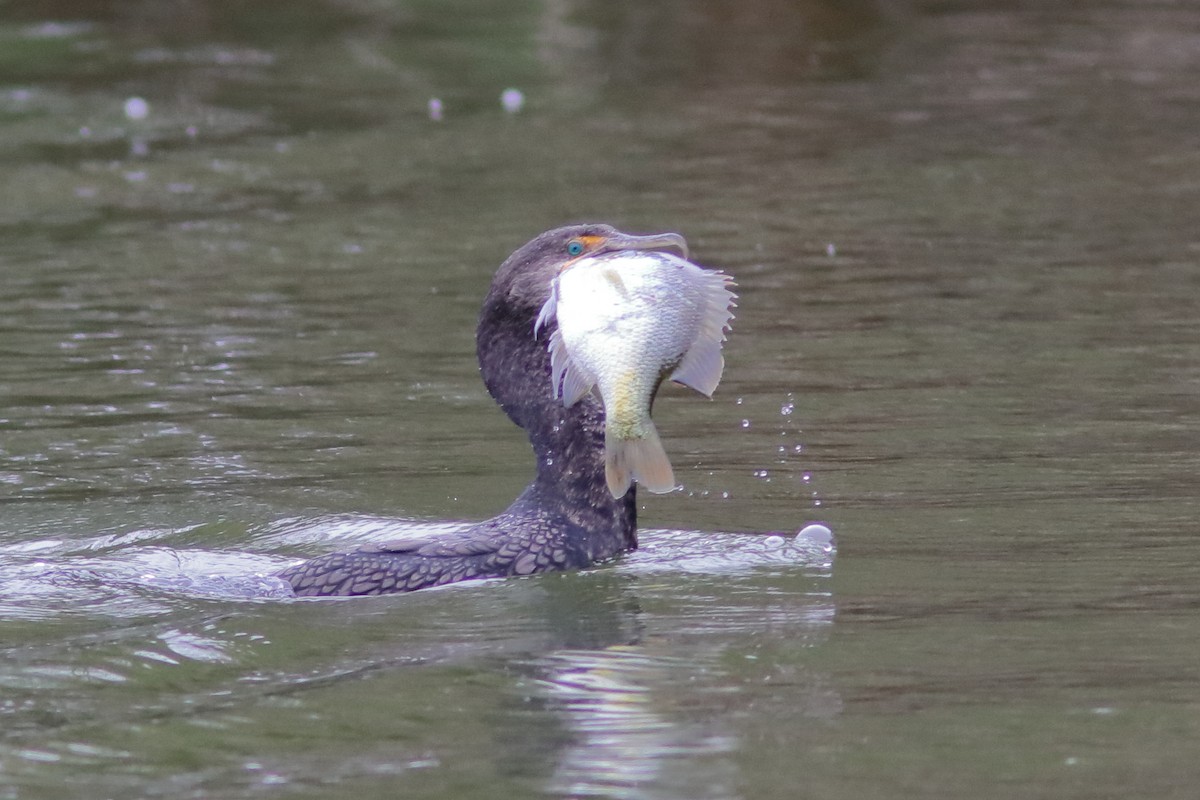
[[535, 241, 736, 498]]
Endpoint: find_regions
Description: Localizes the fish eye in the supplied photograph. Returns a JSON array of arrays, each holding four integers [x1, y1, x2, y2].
[[566, 239, 585, 256]]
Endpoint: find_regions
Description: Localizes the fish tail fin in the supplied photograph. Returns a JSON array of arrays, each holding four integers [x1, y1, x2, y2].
[[605, 421, 676, 498]]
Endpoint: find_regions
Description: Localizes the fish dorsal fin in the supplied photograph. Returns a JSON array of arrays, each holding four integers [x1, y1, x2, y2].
[[670, 269, 737, 397], [534, 281, 558, 339]]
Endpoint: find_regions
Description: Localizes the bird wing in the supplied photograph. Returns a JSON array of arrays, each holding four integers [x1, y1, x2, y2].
[[280, 515, 578, 597], [364, 531, 501, 558]]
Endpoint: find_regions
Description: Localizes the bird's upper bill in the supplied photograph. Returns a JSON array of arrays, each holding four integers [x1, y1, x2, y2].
[[563, 230, 689, 270]]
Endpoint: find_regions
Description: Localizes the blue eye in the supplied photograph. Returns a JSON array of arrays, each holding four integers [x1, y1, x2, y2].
[[567, 240, 584, 256]]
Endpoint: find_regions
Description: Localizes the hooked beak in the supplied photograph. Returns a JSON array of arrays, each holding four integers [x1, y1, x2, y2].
[[600, 230, 689, 261]]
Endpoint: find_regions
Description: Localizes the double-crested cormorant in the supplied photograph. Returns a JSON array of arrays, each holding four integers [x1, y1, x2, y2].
[[280, 224, 690, 596]]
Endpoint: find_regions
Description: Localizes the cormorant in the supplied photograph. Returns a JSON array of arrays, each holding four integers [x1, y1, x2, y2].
[[279, 224, 690, 596]]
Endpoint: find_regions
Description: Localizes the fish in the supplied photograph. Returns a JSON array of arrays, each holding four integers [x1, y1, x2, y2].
[[535, 245, 736, 498]]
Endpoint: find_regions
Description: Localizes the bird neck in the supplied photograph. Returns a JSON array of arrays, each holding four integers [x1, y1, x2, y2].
[[476, 290, 637, 526]]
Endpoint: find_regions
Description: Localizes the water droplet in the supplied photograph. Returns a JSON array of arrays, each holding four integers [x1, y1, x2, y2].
[[825, 242, 837, 257], [740, 419, 750, 429], [780, 401, 794, 416], [428, 97, 444, 121], [794, 444, 803, 453], [801, 472, 812, 483], [753, 469, 769, 479], [124, 96, 149, 120], [721, 491, 730, 499], [500, 88, 524, 113], [736, 397, 744, 405]]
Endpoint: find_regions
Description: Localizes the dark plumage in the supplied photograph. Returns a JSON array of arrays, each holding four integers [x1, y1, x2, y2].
[[279, 224, 686, 596]]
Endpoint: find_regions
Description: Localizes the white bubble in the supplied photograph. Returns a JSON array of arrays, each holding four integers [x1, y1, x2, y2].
[[795, 523, 833, 550], [500, 88, 524, 113], [825, 242, 837, 257], [763, 535, 785, 547], [428, 97, 444, 121], [780, 401, 794, 416], [124, 96, 149, 120], [741, 419, 750, 428]]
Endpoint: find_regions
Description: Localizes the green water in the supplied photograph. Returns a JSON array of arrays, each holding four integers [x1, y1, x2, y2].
[[2, 1, 1199, 798]]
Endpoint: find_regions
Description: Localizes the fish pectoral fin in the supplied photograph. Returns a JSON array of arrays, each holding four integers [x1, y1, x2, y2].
[[605, 421, 676, 498], [670, 268, 737, 397], [546, 327, 597, 406], [560, 360, 597, 407]]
